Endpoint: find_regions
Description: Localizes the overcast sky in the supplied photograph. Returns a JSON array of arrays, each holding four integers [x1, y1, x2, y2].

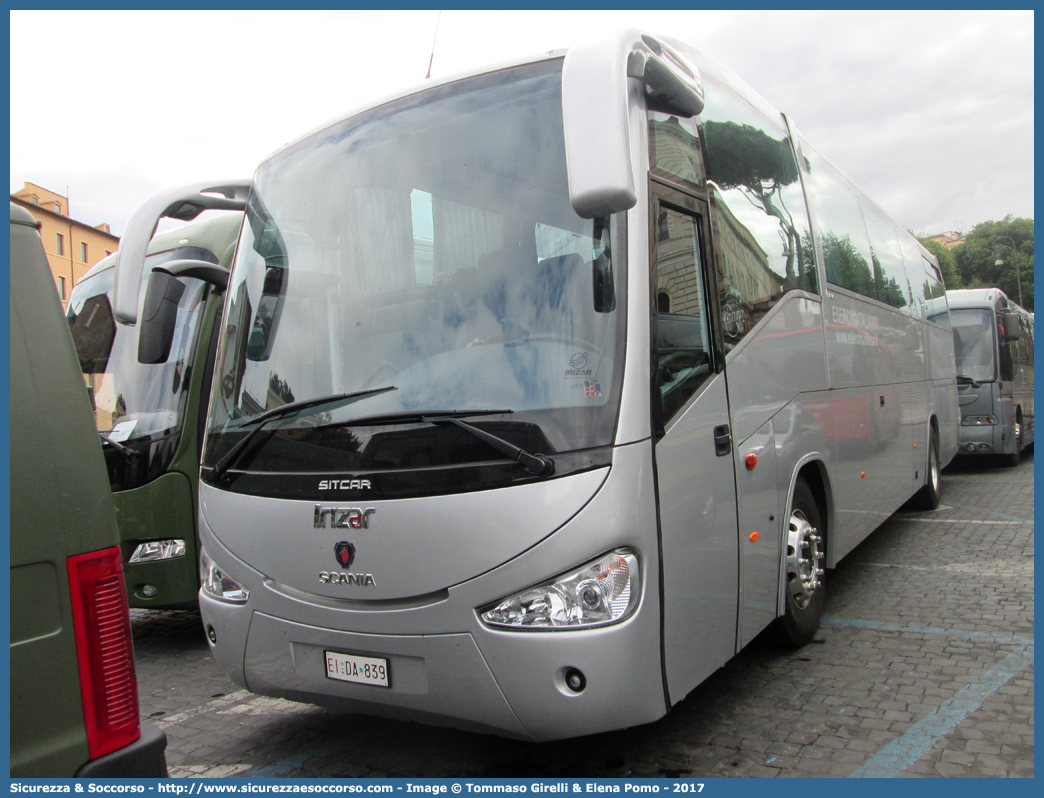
[[10, 9, 1034, 239]]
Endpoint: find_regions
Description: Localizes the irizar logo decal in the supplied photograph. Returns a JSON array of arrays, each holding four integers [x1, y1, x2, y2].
[[564, 351, 592, 376], [314, 505, 376, 529]]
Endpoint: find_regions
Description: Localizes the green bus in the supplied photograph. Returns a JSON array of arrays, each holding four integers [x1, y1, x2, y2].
[[66, 210, 243, 608]]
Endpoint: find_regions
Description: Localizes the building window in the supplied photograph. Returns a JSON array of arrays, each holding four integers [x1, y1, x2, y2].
[[56, 233, 64, 255], [59, 276, 66, 300], [80, 242, 88, 262], [658, 211, 670, 242], [54, 202, 62, 214]]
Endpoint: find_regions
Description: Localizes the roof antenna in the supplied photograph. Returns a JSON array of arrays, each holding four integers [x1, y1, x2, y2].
[[425, 10, 442, 79]]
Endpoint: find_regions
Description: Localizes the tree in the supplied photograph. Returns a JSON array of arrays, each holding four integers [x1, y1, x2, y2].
[[952, 216, 1034, 310]]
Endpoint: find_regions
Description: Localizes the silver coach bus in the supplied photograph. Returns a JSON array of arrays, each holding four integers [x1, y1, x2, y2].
[[936, 288, 1033, 466], [115, 30, 958, 740]]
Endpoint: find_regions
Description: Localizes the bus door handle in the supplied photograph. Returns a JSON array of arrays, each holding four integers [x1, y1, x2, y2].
[[713, 425, 732, 456]]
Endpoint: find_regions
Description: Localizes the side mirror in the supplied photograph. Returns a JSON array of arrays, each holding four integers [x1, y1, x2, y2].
[[113, 179, 250, 325], [137, 260, 229, 364], [562, 30, 704, 219], [138, 270, 185, 364], [1003, 312, 1021, 341], [245, 265, 287, 361]]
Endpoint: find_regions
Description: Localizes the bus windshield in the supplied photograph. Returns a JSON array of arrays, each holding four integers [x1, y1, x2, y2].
[[67, 256, 209, 488], [203, 60, 626, 493], [949, 307, 996, 383]]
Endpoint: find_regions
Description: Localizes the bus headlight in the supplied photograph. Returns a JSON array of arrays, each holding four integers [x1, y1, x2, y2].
[[479, 549, 639, 630], [129, 539, 186, 563], [200, 547, 249, 604]]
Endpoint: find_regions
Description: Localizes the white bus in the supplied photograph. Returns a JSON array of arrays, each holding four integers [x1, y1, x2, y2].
[[116, 30, 959, 740], [939, 288, 1033, 465]]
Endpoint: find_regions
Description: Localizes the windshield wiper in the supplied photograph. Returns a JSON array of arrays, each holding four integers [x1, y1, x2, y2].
[[99, 432, 139, 461], [211, 386, 397, 479], [317, 409, 555, 477], [419, 412, 555, 477]]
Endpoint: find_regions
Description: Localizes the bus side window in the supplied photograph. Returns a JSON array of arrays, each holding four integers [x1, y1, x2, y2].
[[695, 77, 817, 346], [861, 202, 913, 312], [802, 143, 876, 301], [652, 202, 714, 428]]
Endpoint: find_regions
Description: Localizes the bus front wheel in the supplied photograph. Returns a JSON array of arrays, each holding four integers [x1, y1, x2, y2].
[[771, 478, 825, 647]]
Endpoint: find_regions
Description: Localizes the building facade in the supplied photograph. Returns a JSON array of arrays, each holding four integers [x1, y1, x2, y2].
[[926, 231, 965, 249], [10, 182, 120, 308]]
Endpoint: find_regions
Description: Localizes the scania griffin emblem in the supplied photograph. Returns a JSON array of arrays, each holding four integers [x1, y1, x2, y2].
[[333, 541, 356, 569]]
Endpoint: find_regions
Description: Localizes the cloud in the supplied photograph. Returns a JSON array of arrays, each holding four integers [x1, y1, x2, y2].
[[10, 10, 1033, 238]]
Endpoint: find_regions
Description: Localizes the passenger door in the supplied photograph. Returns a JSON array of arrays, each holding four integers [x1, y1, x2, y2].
[[650, 181, 740, 704]]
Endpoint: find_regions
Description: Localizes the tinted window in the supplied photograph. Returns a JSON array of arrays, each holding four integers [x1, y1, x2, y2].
[[922, 256, 946, 302], [861, 202, 912, 311], [802, 142, 876, 301], [899, 235, 929, 318], [649, 111, 704, 189], [696, 78, 817, 348], [654, 205, 713, 424]]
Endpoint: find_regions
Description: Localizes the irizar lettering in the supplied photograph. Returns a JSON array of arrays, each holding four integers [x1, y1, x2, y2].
[[319, 572, 377, 587], [314, 505, 376, 529]]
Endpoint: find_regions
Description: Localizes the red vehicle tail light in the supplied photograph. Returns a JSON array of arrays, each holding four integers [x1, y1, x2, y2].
[[66, 546, 141, 760]]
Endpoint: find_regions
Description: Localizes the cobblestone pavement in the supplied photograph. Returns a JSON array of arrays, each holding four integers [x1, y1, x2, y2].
[[133, 452, 1033, 778]]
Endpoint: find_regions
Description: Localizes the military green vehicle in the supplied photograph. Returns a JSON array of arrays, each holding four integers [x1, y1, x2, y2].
[[66, 211, 242, 609], [10, 202, 167, 776]]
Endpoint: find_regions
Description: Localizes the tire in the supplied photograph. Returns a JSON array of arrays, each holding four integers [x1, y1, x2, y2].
[[909, 433, 941, 510], [1003, 419, 1022, 468], [770, 477, 825, 647]]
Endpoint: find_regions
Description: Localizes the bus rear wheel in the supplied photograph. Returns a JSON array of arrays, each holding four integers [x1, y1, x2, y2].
[[771, 478, 825, 647], [1004, 419, 1022, 467], [909, 434, 941, 510]]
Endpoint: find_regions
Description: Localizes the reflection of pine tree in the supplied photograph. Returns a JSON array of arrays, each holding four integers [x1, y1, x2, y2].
[[872, 253, 908, 308], [821, 232, 874, 299], [702, 120, 810, 288], [268, 374, 295, 405]]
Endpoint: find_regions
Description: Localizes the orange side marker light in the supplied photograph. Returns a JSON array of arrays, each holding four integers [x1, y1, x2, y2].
[[749, 532, 760, 542], [744, 453, 758, 470]]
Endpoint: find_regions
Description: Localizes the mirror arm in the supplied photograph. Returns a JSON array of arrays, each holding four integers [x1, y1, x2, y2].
[[113, 179, 250, 325], [157, 259, 229, 291]]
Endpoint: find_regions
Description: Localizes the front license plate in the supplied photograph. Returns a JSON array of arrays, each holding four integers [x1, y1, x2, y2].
[[324, 651, 390, 687]]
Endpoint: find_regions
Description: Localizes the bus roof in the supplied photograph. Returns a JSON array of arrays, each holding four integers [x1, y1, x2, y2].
[[947, 288, 1030, 316], [267, 31, 769, 165]]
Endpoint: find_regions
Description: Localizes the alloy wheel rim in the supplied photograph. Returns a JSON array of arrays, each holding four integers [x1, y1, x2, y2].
[[785, 508, 823, 609]]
